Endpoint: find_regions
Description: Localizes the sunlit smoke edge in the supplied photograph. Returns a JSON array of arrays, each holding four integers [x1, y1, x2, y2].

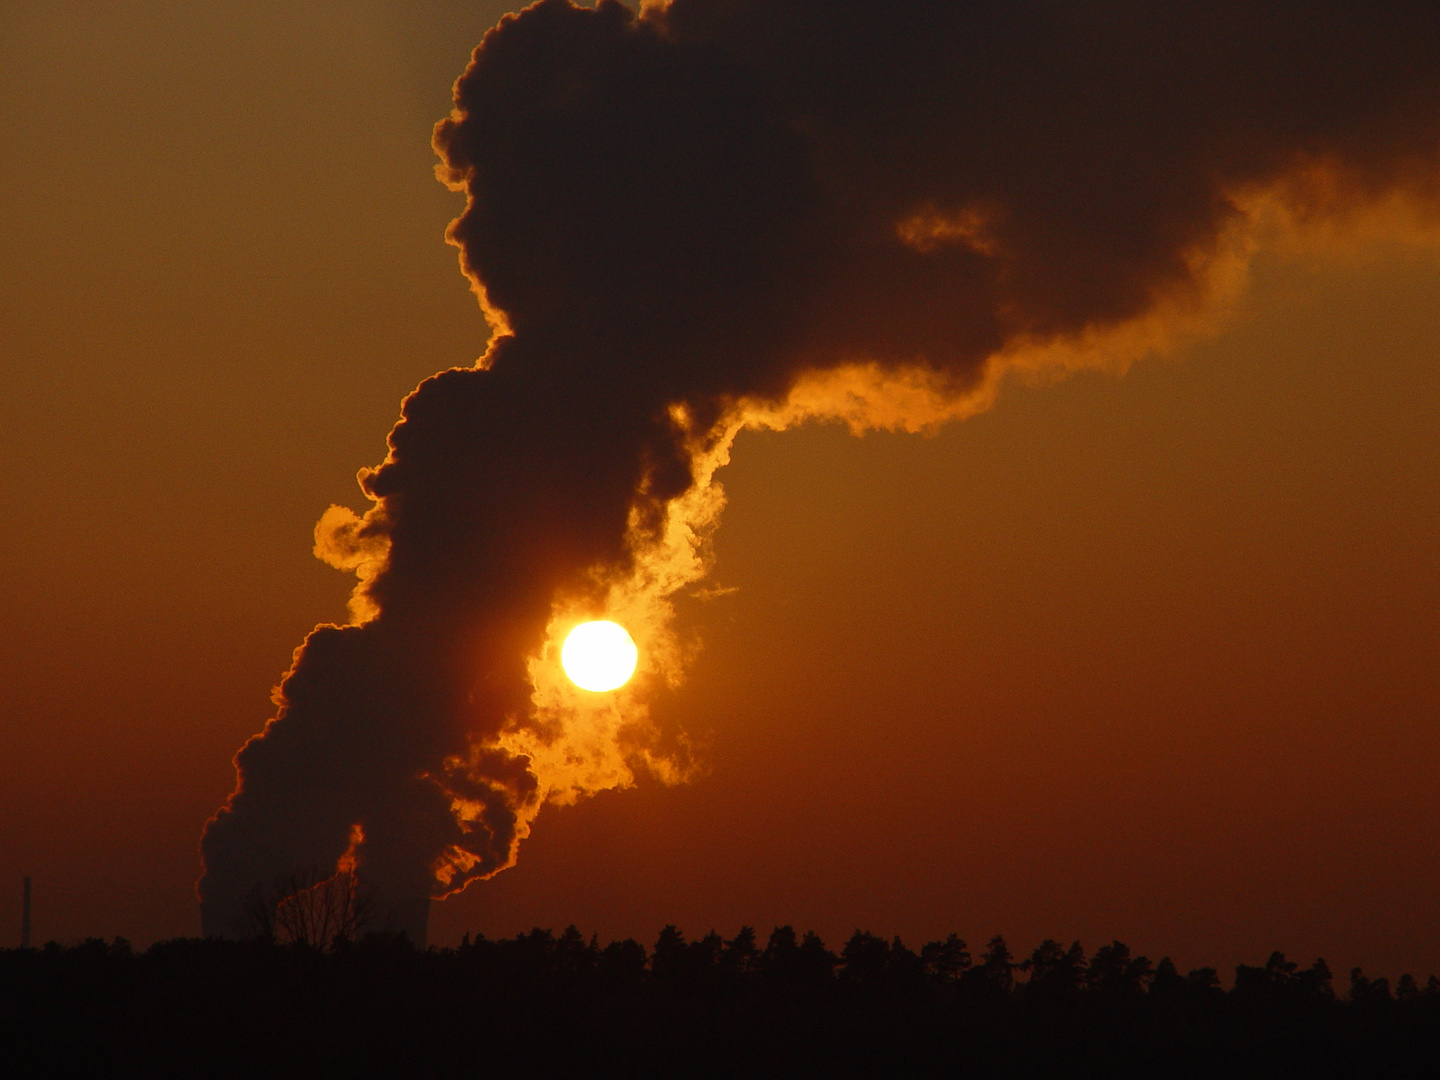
[[301, 168, 1440, 907]]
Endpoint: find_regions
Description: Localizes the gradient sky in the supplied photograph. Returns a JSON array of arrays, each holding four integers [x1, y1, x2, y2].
[[2, 1, 1436, 981]]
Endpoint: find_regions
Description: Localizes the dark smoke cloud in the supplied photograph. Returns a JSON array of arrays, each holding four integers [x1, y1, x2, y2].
[[200, 0, 1440, 942]]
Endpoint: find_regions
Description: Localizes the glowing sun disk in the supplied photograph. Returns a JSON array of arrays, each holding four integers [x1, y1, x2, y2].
[[561, 620, 638, 692]]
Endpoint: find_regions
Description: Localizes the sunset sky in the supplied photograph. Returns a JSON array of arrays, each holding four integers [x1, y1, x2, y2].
[[2, 1, 1437, 981]]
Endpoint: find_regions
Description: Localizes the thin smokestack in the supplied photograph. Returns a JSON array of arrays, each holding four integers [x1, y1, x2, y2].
[[21, 877, 31, 949], [199, 0, 1440, 939]]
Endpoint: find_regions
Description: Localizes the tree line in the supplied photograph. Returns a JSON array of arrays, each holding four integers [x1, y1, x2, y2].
[[3, 926, 1438, 1077]]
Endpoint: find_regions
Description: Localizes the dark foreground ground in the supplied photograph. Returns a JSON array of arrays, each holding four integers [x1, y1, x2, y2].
[[3, 927, 1438, 1078]]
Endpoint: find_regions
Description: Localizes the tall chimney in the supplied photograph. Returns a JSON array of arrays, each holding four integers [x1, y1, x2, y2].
[[21, 877, 31, 948]]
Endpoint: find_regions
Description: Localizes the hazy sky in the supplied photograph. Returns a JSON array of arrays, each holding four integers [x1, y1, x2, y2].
[[2, 1, 1436, 980]]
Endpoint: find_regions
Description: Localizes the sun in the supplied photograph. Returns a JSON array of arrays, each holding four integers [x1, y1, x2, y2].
[[560, 620, 638, 693]]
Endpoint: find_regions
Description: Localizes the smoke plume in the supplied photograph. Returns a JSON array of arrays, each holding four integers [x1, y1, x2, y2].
[[200, 0, 1440, 942]]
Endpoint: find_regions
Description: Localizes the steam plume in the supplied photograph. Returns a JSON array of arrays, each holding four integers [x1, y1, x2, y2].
[[200, 0, 1440, 942]]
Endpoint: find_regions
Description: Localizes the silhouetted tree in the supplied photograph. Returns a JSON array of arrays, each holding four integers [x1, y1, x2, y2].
[[1187, 966, 1221, 992], [887, 937, 925, 989], [797, 931, 838, 983], [238, 883, 277, 941], [510, 926, 555, 964], [1351, 967, 1393, 1002], [1087, 940, 1153, 997], [1235, 951, 1297, 1000], [760, 925, 799, 978], [757, 926, 837, 984], [963, 935, 1014, 996], [549, 925, 595, 977], [920, 933, 970, 981], [720, 926, 758, 978], [1297, 957, 1334, 998], [840, 931, 890, 986], [1150, 956, 1182, 996], [1233, 949, 1332, 1001], [1022, 938, 1087, 998], [239, 866, 374, 949], [651, 924, 687, 980], [691, 930, 724, 974]]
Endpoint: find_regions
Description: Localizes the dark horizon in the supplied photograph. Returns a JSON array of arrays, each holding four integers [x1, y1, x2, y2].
[[5, 923, 1439, 1077], [11, 872, 1440, 995], [8, 916, 1440, 998]]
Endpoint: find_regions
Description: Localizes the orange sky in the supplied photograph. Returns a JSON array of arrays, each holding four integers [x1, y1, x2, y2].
[[2, 2, 1436, 980]]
